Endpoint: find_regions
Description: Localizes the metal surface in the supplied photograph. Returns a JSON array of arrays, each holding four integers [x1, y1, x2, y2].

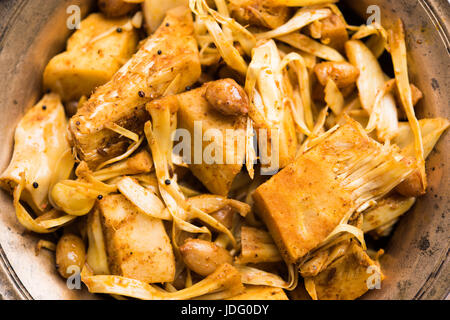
[[0, 0, 448, 300]]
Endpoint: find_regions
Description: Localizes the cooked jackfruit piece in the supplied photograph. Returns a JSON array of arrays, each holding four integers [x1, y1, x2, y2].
[[392, 118, 449, 197], [310, 242, 383, 300], [178, 85, 247, 196], [228, 0, 291, 29], [362, 195, 415, 233], [227, 285, 288, 300], [246, 39, 299, 170], [70, 7, 201, 168], [253, 118, 413, 263], [142, 0, 189, 34], [306, 14, 348, 53], [300, 240, 351, 278], [236, 226, 282, 264], [147, 80, 247, 196], [98, 194, 175, 283], [0, 93, 71, 213], [393, 118, 450, 159], [43, 13, 138, 102]]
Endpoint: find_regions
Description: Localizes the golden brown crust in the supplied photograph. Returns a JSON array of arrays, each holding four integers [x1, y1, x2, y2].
[[98, 194, 176, 283], [253, 119, 395, 263], [43, 14, 138, 103]]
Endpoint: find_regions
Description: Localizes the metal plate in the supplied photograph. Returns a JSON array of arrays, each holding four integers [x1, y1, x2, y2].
[[0, 0, 448, 300]]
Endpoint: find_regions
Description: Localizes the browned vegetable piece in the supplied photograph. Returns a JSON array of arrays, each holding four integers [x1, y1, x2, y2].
[[56, 234, 86, 279], [395, 169, 426, 197], [395, 84, 423, 119], [252, 118, 412, 263], [89, 150, 153, 182], [228, 0, 291, 29], [362, 195, 415, 233], [69, 7, 201, 168], [180, 239, 233, 276], [393, 156, 425, 197], [409, 84, 423, 106], [148, 81, 247, 196], [312, 82, 355, 102], [98, 0, 137, 17], [318, 14, 348, 53], [210, 205, 235, 229], [123, 150, 153, 172], [236, 226, 282, 264], [98, 194, 176, 283], [314, 61, 360, 88], [43, 14, 138, 103], [310, 242, 383, 300], [204, 79, 250, 116]]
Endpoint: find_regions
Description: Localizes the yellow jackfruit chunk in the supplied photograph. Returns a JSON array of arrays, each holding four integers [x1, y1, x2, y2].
[[43, 13, 138, 102]]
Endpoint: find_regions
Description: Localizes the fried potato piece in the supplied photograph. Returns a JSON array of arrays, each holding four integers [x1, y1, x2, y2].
[[253, 118, 412, 263], [228, 0, 291, 29], [70, 7, 201, 168], [310, 242, 383, 300], [147, 80, 247, 196], [98, 194, 176, 283], [43, 13, 138, 102], [227, 285, 288, 300]]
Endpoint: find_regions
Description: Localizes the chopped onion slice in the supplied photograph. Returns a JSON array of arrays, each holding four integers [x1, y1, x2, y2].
[[389, 19, 426, 189], [256, 7, 331, 40]]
